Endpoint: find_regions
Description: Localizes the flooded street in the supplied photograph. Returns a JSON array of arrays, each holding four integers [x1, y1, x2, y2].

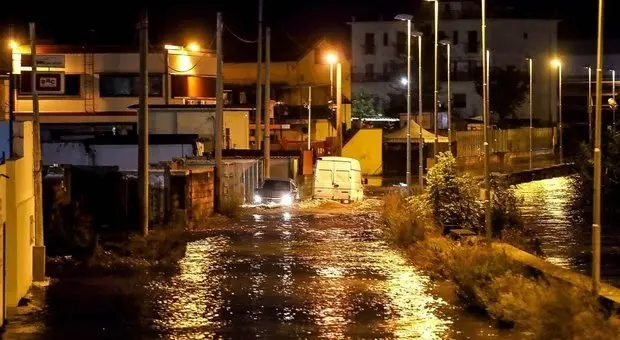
[[516, 175, 620, 286], [6, 210, 514, 339]]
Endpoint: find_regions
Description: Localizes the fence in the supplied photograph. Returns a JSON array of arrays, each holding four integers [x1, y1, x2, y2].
[[455, 127, 555, 158]]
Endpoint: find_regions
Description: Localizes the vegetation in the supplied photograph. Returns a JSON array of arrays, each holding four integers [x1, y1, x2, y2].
[[219, 193, 244, 218], [475, 66, 529, 121], [381, 153, 619, 338], [352, 91, 384, 119]]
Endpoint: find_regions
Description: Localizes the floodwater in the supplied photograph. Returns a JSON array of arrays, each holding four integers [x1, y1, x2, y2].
[[5, 211, 519, 339], [515, 175, 620, 286]]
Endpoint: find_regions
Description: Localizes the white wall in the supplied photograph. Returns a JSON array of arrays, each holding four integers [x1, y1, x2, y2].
[[43, 143, 195, 170]]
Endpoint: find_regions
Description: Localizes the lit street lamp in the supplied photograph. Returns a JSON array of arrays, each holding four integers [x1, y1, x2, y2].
[[395, 13, 413, 188], [413, 31, 425, 189], [440, 39, 452, 151], [551, 58, 563, 164], [325, 52, 338, 99], [526, 57, 533, 169], [425, 0, 440, 156]]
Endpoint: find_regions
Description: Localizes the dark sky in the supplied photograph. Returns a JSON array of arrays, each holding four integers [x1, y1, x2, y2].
[[0, 1, 616, 54]]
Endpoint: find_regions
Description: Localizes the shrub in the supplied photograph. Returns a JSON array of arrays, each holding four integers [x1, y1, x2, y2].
[[219, 193, 243, 218], [426, 152, 481, 231], [482, 274, 620, 339], [382, 191, 429, 245], [407, 236, 454, 279], [125, 228, 187, 264]]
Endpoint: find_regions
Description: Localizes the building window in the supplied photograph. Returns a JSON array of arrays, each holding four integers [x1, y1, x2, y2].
[[383, 32, 389, 46], [453, 93, 467, 108], [170, 75, 216, 98], [523, 32, 528, 39], [467, 30, 478, 53], [365, 63, 374, 77], [396, 31, 406, 55], [383, 63, 389, 75], [364, 33, 376, 55], [99, 74, 163, 97], [65, 74, 81, 96], [453, 31, 459, 45]]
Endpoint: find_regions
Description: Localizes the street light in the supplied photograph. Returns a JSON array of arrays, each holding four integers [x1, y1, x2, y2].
[[395, 13, 413, 188], [425, 0, 440, 156], [413, 31, 424, 189], [526, 57, 534, 170], [610, 69, 616, 134], [186, 42, 200, 52], [325, 52, 338, 99], [551, 58, 563, 163], [586, 66, 593, 144], [8, 40, 18, 49], [440, 39, 452, 151], [400, 77, 408, 86]]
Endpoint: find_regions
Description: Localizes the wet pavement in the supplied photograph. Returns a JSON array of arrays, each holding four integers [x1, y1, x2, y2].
[[4, 208, 519, 339]]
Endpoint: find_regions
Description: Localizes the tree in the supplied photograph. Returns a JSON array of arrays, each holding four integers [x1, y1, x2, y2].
[[475, 66, 529, 121], [352, 92, 384, 119]]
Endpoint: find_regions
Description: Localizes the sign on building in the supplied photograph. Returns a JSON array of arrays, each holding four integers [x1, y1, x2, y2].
[[19, 72, 65, 94], [35, 55, 65, 68]]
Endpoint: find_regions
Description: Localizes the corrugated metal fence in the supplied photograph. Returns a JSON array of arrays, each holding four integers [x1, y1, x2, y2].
[[456, 127, 555, 158]]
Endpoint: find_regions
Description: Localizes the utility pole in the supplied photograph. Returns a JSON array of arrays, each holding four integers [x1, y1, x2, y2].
[[481, 1, 491, 241], [336, 63, 343, 155], [433, 0, 439, 156], [592, 0, 605, 297], [255, 0, 263, 150], [588, 67, 593, 144], [528, 58, 533, 170], [8, 26, 14, 158], [30, 23, 45, 281], [215, 12, 224, 212], [264, 27, 271, 178], [417, 34, 424, 189], [308, 86, 312, 150], [138, 11, 149, 237], [446, 42, 452, 150], [406, 18, 412, 188]]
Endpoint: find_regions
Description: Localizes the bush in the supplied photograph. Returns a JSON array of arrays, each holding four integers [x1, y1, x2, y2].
[[426, 152, 481, 231], [382, 191, 434, 246], [482, 274, 619, 339], [220, 193, 243, 218], [125, 228, 187, 264]]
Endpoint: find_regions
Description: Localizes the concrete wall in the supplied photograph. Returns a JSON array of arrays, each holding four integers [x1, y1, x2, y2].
[[342, 129, 383, 175], [2, 122, 35, 308], [43, 143, 195, 170], [184, 168, 215, 227]]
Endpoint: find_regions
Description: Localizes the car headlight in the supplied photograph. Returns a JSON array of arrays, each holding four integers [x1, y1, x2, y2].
[[253, 194, 262, 204], [280, 194, 293, 206]]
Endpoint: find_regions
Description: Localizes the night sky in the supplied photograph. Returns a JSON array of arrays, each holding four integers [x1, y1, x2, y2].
[[0, 0, 617, 58]]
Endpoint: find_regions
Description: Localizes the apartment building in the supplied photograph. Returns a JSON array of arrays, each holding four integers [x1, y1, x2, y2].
[[350, 0, 559, 124]]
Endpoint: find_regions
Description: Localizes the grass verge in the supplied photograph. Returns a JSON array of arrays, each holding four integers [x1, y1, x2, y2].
[[381, 190, 620, 339]]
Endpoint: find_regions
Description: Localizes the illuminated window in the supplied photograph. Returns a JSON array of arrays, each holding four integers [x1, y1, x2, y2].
[[171, 75, 216, 98], [99, 74, 162, 97]]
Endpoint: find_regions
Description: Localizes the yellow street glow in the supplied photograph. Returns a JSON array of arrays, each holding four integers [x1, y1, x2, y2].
[[550, 59, 562, 67], [9, 40, 18, 49], [164, 44, 181, 50], [187, 42, 200, 52], [325, 52, 338, 65]]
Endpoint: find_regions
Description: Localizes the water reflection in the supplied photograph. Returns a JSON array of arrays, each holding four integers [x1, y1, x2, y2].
[[147, 213, 457, 338], [515, 175, 620, 285]]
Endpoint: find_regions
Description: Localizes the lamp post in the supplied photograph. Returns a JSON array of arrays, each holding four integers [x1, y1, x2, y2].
[[592, 0, 604, 297], [586, 66, 593, 144], [527, 57, 533, 169], [611, 69, 616, 134], [440, 39, 452, 151], [413, 31, 424, 189], [396, 14, 413, 188], [425, 0, 439, 156], [326, 52, 338, 100], [551, 58, 563, 164], [481, 0, 491, 241]]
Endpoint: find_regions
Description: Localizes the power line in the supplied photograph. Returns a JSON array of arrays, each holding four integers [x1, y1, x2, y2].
[[224, 24, 257, 44]]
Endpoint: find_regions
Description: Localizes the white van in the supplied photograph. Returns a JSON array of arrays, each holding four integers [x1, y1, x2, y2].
[[313, 157, 364, 202]]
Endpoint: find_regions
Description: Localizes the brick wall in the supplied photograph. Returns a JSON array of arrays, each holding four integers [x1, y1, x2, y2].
[[185, 168, 215, 227]]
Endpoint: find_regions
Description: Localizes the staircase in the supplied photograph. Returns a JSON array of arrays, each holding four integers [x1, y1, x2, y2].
[[83, 53, 95, 113]]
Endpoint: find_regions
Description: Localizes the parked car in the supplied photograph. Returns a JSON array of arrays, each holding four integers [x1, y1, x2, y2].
[[312, 156, 364, 203], [253, 178, 300, 206]]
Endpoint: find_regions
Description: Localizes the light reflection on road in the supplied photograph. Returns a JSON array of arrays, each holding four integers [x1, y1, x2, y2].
[[146, 213, 455, 339]]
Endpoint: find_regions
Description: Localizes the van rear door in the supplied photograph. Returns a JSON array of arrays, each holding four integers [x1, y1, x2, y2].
[[333, 161, 352, 200], [314, 161, 335, 199]]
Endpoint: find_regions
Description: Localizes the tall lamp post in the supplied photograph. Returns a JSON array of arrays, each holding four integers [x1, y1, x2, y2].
[[551, 58, 563, 164], [592, 0, 604, 296], [326, 52, 338, 100], [586, 66, 593, 144], [440, 39, 452, 150], [413, 31, 425, 189], [425, 0, 439, 156], [611, 69, 616, 134], [481, 0, 491, 240], [396, 14, 413, 188], [527, 57, 534, 169]]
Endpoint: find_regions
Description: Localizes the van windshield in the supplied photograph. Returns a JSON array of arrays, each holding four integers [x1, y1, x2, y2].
[[262, 180, 290, 191]]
